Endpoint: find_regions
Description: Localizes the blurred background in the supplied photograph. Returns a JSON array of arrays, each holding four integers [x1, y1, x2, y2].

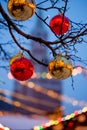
[[0, 0, 87, 130]]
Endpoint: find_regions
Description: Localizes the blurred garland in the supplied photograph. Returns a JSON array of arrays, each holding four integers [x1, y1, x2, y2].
[[33, 107, 87, 130]]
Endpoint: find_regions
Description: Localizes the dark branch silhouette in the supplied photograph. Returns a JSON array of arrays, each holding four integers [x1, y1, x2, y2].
[[0, 0, 87, 68]]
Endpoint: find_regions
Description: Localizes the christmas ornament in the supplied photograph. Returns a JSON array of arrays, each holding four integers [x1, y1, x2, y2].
[[49, 14, 70, 35], [7, 0, 36, 21], [10, 53, 34, 81], [48, 54, 73, 80]]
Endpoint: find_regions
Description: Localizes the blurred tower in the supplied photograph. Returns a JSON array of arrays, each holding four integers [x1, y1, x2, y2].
[[13, 11, 63, 119]]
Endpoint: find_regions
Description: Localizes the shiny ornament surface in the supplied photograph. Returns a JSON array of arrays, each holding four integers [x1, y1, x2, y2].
[[7, 0, 36, 21], [48, 54, 73, 80], [49, 14, 70, 35], [10, 55, 34, 81]]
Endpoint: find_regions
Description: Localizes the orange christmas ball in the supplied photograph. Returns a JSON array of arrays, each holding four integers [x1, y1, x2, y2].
[[49, 14, 70, 35], [10, 56, 34, 81]]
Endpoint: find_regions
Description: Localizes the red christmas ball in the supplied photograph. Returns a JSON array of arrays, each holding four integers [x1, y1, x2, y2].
[[49, 14, 70, 35], [10, 57, 34, 81]]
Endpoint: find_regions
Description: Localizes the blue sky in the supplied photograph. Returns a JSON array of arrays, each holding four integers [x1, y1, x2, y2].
[[61, 0, 87, 114]]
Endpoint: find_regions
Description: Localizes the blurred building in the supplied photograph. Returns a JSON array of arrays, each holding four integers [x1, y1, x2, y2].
[[0, 93, 13, 112], [12, 11, 62, 118]]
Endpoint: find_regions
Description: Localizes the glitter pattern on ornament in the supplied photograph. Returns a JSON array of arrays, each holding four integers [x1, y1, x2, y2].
[[10, 54, 34, 81], [48, 54, 73, 80], [49, 14, 70, 35], [7, 0, 36, 21]]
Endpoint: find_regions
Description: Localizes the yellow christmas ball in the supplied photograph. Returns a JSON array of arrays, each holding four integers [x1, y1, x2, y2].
[[7, 0, 36, 21], [48, 54, 73, 80]]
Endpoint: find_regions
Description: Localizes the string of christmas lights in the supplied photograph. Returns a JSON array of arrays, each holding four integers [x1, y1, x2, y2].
[[0, 123, 10, 130], [0, 88, 87, 117], [19, 81, 87, 108], [8, 66, 87, 80], [0, 95, 46, 115], [0, 88, 87, 130], [1, 79, 87, 114], [33, 107, 87, 130], [0, 89, 58, 108]]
